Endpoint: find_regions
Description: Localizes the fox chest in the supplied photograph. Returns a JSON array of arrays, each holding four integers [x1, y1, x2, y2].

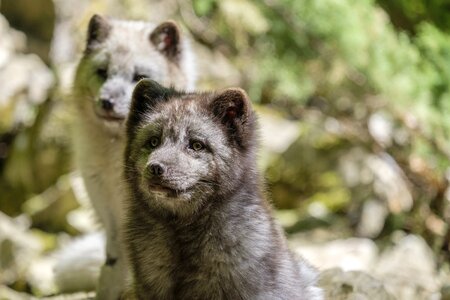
[[130, 223, 254, 299]]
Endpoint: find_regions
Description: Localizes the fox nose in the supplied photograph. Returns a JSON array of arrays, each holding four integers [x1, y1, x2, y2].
[[99, 98, 114, 111], [149, 163, 165, 177]]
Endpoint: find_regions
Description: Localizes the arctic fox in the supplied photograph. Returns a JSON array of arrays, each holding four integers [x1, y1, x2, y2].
[[122, 79, 323, 300], [64, 14, 195, 299]]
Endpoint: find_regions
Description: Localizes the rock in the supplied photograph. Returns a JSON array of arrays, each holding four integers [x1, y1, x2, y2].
[[257, 108, 301, 170], [366, 153, 412, 214], [292, 238, 378, 272], [375, 234, 440, 300], [291, 234, 444, 299], [320, 268, 395, 300], [26, 255, 57, 296], [0, 211, 42, 285], [52, 232, 105, 293], [368, 112, 393, 147], [356, 199, 388, 238]]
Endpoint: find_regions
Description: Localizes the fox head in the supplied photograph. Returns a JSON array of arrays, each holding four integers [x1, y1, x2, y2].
[[124, 80, 258, 217], [74, 14, 195, 133]]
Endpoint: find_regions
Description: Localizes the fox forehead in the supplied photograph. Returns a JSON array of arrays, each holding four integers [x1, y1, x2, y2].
[[137, 99, 224, 145], [88, 23, 165, 70], [106, 20, 156, 49]]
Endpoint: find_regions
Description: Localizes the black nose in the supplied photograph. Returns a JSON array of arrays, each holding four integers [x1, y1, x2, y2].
[[149, 163, 165, 176], [99, 98, 114, 111]]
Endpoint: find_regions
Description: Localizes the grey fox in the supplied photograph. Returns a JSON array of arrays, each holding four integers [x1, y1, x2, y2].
[[122, 79, 323, 300]]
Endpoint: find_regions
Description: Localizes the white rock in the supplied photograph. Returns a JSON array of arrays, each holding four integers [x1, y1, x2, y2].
[[258, 110, 301, 154], [320, 268, 395, 300], [375, 234, 440, 299], [0, 211, 42, 285], [293, 238, 378, 272], [26, 256, 57, 295], [368, 112, 393, 147], [53, 232, 105, 293], [357, 199, 388, 238]]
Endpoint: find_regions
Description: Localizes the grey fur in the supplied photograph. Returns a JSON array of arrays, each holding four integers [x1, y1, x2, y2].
[[72, 15, 195, 299], [123, 80, 323, 300]]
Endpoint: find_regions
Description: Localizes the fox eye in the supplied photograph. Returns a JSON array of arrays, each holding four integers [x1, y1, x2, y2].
[[133, 73, 148, 82], [190, 141, 205, 151], [147, 136, 160, 148], [96, 67, 108, 80]]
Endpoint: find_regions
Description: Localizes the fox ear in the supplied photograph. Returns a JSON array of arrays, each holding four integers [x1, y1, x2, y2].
[[210, 88, 254, 146], [211, 88, 251, 125], [210, 88, 256, 148], [86, 14, 111, 50], [127, 79, 168, 133], [130, 79, 168, 114], [150, 21, 181, 60]]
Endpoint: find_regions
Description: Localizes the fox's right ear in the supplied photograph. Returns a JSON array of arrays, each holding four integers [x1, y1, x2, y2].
[[85, 14, 111, 51]]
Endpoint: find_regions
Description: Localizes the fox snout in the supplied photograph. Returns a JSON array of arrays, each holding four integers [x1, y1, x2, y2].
[[148, 163, 165, 177], [94, 77, 134, 121], [143, 161, 184, 198], [144, 161, 171, 187], [94, 97, 125, 121], [98, 98, 114, 111]]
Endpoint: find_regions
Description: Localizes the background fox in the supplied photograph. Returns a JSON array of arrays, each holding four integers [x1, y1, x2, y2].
[[61, 14, 195, 298], [123, 79, 323, 299]]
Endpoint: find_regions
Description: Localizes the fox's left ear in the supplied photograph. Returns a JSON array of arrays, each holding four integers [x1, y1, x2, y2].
[[210, 88, 254, 145], [127, 80, 173, 133], [211, 88, 251, 124], [130, 79, 169, 114], [150, 21, 181, 61]]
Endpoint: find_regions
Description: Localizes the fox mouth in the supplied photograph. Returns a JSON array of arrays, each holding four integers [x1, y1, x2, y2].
[[147, 183, 190, 198]]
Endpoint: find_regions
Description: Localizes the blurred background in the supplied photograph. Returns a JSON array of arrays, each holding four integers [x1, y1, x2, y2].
[[0, 0, 449, 299]]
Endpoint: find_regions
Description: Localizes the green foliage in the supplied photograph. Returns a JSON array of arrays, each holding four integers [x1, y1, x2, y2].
[[196, 0, 450, 161], [193, 0, 217, 16], [376, 0, 450, 33], [190, 0, 450, 253]]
